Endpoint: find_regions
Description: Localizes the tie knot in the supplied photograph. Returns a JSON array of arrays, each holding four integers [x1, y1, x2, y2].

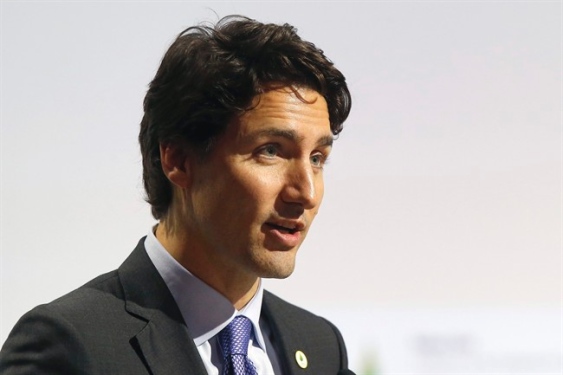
[[219, 315, 253, 357]]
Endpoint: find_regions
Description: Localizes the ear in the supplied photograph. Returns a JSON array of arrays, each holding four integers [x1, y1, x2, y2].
[[159, 142, 191, 189]]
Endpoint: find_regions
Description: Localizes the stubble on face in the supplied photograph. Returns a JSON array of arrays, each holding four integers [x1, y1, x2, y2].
[[159, 86, 333, 305]]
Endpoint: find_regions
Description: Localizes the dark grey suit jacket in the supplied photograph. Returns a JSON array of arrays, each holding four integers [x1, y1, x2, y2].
[[0, 238, 349, 374]]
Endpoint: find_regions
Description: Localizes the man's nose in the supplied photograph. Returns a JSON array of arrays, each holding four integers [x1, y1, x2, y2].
[[281, 160, 320, 209]]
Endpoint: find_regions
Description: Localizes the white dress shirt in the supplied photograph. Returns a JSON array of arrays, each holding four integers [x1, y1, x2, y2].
[[144, 230, 282, 374]]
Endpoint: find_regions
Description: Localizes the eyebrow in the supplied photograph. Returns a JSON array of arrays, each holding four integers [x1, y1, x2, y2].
[[244, 128, 334, 147]]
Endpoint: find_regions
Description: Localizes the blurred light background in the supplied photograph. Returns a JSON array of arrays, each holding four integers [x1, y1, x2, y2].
[[1, 1, 561, 373]]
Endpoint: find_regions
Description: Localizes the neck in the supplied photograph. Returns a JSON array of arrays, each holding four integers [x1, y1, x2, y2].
[[155, 221, 260, 310]]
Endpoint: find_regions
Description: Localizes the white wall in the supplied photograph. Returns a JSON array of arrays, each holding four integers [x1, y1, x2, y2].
[[2, 2, 560, 373]]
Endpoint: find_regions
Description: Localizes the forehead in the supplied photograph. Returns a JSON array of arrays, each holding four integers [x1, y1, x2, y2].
[[234, 87, 331, 137]]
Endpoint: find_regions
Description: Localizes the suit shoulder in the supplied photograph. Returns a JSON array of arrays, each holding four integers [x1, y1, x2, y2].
[[262, 291, 306, 312], [262, 290, 349, 371], [263, 290, 331, 324], [5, 269, 125, 338], [5, 269, 129, 348], [0, 269, 146, 374], [263, 290, 345, 339], [45, 270, 122, 312]]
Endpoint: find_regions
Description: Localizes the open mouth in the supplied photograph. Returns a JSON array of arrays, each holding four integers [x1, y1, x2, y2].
[[266, 223, 298, 234]]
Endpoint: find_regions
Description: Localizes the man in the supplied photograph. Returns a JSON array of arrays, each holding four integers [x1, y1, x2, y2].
[[1, 16, 353, 374]]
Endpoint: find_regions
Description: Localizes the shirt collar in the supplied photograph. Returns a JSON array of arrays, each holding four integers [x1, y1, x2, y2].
[[144, 229, 268, 350]]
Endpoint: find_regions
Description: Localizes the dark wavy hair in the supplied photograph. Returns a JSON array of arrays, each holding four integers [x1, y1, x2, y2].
[[139, 15, 351, 219]]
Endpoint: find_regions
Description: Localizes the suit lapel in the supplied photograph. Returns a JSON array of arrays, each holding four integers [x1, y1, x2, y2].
[[118, 239, 208, 375], [262, 292, 307, 375], [133, 317, 206, 374], [262, 291, 346, 375]]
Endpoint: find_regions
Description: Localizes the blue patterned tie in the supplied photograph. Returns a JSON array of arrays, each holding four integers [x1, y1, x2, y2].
[[218, 316, 258, 375]]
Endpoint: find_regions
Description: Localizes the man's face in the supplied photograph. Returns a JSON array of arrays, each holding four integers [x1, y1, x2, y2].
[[185, 87, 333, 281]]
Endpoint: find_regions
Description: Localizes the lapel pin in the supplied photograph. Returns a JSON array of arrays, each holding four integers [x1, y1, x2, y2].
[[295, 350, 308, 369]]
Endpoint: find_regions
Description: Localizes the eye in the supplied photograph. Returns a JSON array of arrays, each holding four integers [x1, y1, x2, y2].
[[310, 153, 327, 168], [257, 144, 279, 158]]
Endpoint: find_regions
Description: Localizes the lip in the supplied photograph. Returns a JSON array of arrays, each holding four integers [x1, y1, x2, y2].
[[267, 219, 305, 232], [264, 222, 303, 248]]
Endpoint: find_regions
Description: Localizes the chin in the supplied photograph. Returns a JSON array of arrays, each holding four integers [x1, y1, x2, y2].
[[252, 252, 297, 279], [261, 266, 295, 279]]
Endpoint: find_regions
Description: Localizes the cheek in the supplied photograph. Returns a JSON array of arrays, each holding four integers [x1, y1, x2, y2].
[[236, 166, 285, 201]]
